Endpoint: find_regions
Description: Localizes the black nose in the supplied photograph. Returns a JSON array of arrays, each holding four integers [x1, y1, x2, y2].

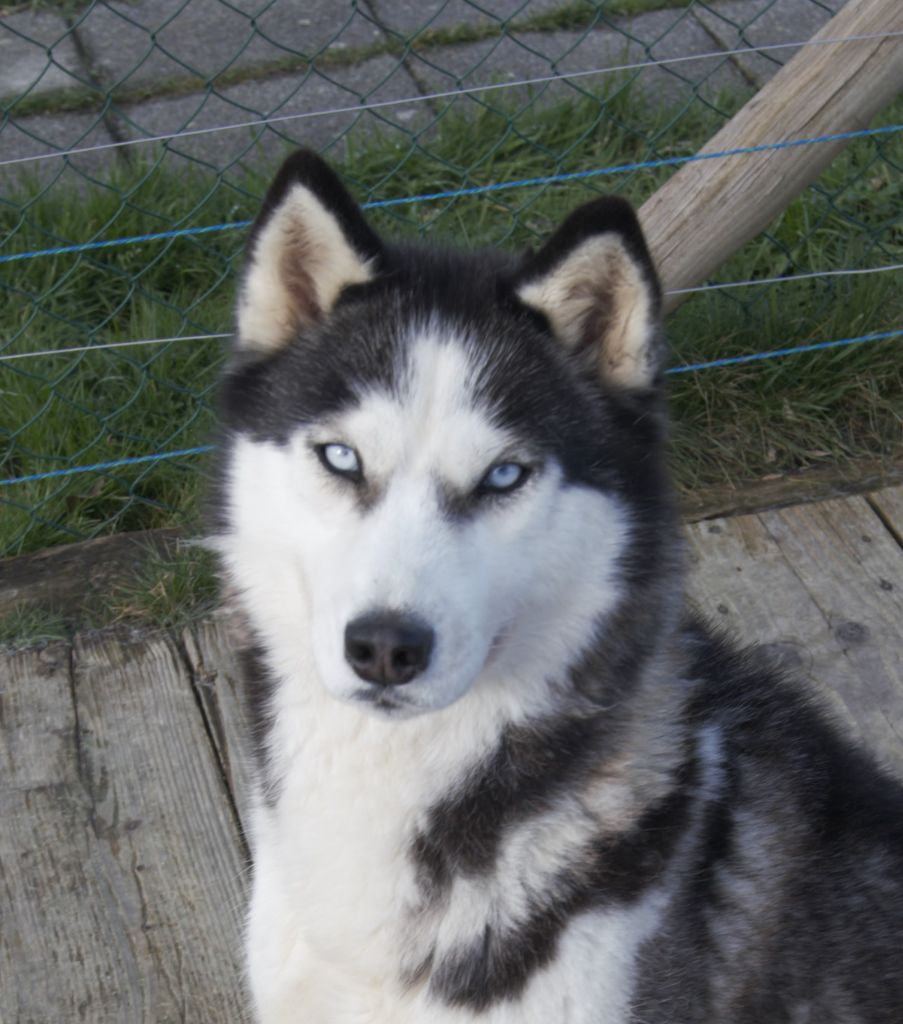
[[344, 612, 435, 686]]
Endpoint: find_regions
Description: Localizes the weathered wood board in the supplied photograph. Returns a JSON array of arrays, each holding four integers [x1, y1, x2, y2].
[[870, 486, 903, 547], [2, 487, 903, 1019], [183, 619, 255, 834], [686, 488, 903, 773], [0, 630, 248, 1023]]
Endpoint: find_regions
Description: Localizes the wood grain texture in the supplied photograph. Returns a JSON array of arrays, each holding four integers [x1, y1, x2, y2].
[[686, 494, 903, 774], [183, 617, 255, 834], [0, 630, 248, 1023], [640, 0, 903, 310], [679, 454, 903, 523], [868, 484, 903, 547]]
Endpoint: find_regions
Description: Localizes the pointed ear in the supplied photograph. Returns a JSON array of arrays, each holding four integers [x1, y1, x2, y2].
[[515, 197, 664, 390], [236, 149, 384, 353]]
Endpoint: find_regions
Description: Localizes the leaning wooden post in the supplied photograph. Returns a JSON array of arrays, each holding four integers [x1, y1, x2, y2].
[[639, 0, 903, 313]]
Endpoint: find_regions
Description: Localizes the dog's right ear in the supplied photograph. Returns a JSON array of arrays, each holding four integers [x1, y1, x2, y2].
[[235, 150, 384, 354]]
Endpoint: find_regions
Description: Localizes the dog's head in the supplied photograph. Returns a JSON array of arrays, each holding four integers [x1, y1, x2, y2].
[[214, 150, 676, 717]]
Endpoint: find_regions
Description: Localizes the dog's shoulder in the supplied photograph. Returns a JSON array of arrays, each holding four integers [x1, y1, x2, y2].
[[684, 615, 903, 826]]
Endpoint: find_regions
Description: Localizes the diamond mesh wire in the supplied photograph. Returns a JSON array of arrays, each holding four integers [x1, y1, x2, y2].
[[1, 0, 901, 556]]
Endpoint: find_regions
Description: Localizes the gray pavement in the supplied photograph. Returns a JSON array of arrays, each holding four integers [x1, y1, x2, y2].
[[76, 0, 384, 90], [402, 12, 748, 105], [693, 0, 843, 82], [1, 8, 82, 99], [0, 0, 843, 185], [114, 55, 423, 172]]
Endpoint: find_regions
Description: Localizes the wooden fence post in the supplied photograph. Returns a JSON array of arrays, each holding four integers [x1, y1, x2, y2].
[[639, 0, 903, 313]]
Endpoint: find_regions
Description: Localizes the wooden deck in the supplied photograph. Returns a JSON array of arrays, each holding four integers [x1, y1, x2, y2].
[[3, 487, 903, 1022]]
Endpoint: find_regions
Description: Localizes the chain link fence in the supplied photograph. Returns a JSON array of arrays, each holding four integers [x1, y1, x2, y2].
[[1, 0, 901, 557]]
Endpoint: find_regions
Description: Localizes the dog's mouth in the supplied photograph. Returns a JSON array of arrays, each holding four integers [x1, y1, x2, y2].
[[350, 686, 414, 715]]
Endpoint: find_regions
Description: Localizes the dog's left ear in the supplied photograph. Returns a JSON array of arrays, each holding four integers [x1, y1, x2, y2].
[[236, 149, 384, 354], [515, 197, 664, 390]]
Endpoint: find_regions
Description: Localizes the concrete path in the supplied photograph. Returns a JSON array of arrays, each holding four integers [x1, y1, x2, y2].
[[0, 0, 843, 183]]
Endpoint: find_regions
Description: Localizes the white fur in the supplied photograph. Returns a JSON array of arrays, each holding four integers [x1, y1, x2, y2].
[[223, 328, 629, 716], [237, 183, 373, 352], [216, 320, 654, 1021], [516, 234, 655, 388]]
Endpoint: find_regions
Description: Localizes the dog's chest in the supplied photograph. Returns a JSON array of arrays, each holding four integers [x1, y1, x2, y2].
[[249, 701, 664, 1023], [252, 790, 660, 1024], [255, 697, 473, 965]]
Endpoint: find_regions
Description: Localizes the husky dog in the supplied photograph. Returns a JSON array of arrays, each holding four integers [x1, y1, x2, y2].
[[211, 150, 903, 1023]]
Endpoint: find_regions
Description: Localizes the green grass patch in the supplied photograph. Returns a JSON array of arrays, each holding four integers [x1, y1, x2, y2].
[[519, 0, 693, 33], [102, 543, 220, 627], [2, 79, 901, 557], [0, 603, 68, 649], [396, 0, 690, 50]]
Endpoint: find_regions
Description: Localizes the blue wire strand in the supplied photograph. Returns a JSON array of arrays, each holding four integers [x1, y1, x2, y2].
[[0, 222, 249, 263], [0, 446, 215, 487], [1, 123, 900, 266], [0, 446, 214, 486], [2, 328, 900, 488], [666, 328, 903, 373]]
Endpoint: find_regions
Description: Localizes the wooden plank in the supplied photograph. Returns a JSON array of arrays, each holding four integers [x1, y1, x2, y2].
[[686, 494, 903, 773], [0, 528, 180, 619], [0, 630, 248, 1023], [869, 484, 903, 546], [640, 0, 903, 311], [0, 643, 125, 1021], [182, 617, 255, 832], [678, 453, 903, 523]]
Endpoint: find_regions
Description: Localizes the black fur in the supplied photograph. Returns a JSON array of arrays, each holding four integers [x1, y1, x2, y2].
[[631, 623, 903, 1023], [247, 148, 384, 271], [236, 636, 281, 807], [425, 754, 697, 1011]]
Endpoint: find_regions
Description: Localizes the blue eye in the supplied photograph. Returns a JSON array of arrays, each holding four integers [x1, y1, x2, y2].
[[318, 443, 362, 479], [481, 462, 529, 493]]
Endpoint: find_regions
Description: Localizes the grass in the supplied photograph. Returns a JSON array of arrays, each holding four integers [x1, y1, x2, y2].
[[521, 0, 693, 32], [0, 0, 688, 23], [0, 543, 220, 645], [1, 77, 902, 562], [103, 543, 220, 627], [0, 603, 68, 649]]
